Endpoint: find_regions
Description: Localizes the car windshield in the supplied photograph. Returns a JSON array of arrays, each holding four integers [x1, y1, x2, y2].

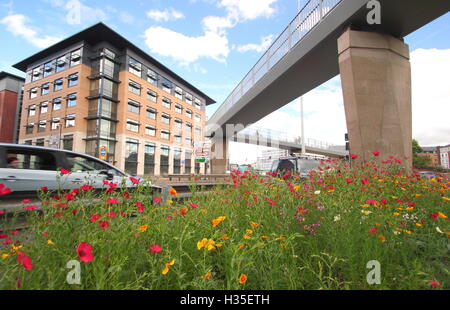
[[298, 159, 321, 172]]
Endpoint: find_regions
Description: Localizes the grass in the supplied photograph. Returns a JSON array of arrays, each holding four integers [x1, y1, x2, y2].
[[0, 156, 449, 290]]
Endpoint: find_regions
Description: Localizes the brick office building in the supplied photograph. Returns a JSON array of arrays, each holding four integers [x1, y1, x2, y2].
[[13, 23, 215, 176], [0, 71, 24, 143]]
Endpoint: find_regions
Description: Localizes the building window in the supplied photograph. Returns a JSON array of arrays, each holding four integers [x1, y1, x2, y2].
[[54, 78, 64, 91], [53, 98, 62, 111], [186, 109, 193, 119], [144, 143, 156, 175], [126, 119, 140, 133], [65, 114, 76, 128], [43, 61, 54, 77], [28, 105, 36, 117], [128, 100, 141, 114], [128, 80, 141, 95], [160, 145, 170, 175], [195, 127, 202, 138], [41, 83, 50, 95], [63, 135, 74, 151], [174, 86, 183, 100], [145, 125, 156, 137], [32, 67, 41, 82], [174, 134, 182, 144], [147, 107, 157, 120], [185, 122, 193, 133], [185, 93, 193, 105], [174, 118, 182, 129], [38, 121, 46, 133], [25, 124, 34, 134], [129, 57, 142, 77], [147, 89, 157, 102], [161, 77, 172, 94], [185, 150, 192, 174], [125, 138, 139, 175], [162, 97, 171, 109], [173, 148, 182, 174], [36, 138, 45, 147], [70, 49, 81, 67], [147, 69, 158, 86], [29, 87, 38, 99], [194, 98, 202, 110], [185, 137, 192, 146], [68, 73, 79, 87], [67, 93, 77, 107], [40, 102, 49, 114], [161, 130, 170, 140], [161, 113, 171, 125], [51, 118, 60, 131], [195, 113, 201, 123], [56, 55, 67, 72], [175, 104, 183, 114]]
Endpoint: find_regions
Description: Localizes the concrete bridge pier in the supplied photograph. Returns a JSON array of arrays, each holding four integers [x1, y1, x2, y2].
[[210, 135, 229, 174], [338, 28, 412, 170]]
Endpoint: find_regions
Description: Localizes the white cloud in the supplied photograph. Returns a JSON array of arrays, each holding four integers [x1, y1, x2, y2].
[[45, 0, 108, 25], [146, 8, 185, 22], [237, 34, 275, 53], [0, 14, 62, 48], [143, 0, 279, 65], [119, 11, 135, 25]]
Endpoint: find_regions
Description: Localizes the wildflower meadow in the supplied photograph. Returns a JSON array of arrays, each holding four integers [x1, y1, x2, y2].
[[0, 154, 449, 290]]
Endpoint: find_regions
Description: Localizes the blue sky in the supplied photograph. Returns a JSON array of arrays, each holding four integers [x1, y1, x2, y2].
[[1, 1, 449, 162]]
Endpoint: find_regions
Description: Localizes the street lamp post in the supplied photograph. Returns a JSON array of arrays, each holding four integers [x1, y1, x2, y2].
[[298, 0, 306, 156]]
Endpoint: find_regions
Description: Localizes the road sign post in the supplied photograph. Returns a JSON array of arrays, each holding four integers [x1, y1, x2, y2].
[[99, 146, 108, 161]]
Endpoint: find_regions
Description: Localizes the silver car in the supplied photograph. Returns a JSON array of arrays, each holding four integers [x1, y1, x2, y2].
[[0, 143, 153, 202]]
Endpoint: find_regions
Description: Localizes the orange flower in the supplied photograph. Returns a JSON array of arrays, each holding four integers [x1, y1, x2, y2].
[[220, 234, 230, 240], [378, 235, 386, 243], [238, 244, 246, 249], [239, 274, 247, 284], [139, 225, 149, 232], [162, 259, 175, 275], [201, 272, 212, 280], [169, 188, 178, 196], [249, 221, 260, 228], [212, 216, 226, 227]]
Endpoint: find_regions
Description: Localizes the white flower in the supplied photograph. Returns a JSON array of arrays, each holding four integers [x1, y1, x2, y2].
[[393, 231, 401, 235], [314, 190, 321, 195], [333, 215, 341, 222], [361, 210, 372, 215], [436, 227, 444, 234]]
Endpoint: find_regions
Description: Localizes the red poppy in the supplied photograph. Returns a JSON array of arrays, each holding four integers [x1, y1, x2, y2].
[[407, 202, 416, 207], [368, 227, 379, 235], [0, 234, 8, 239], [81, 185, 93, 191], [42, 232, 49, 236], [429, 280, 441, 288], [123, 191, 130, 199], [2, 238, 12, 245], [41, 186, 48, 191], [60, 168, 70, 175], [106, 211, 117, 219], [153, 197, 163, 203], [346, 179, 353, 184], [429, 213, 439, 221], [130, 177, 140, 185], [9, 230, 20, 235], [265, 198, 276, 206], [106, 198, 119, 204], [17, 252, 33, 270], [54, 212, 64, 218], [22, 199, 30, 203], [373, 151, 380, 156], [99, 221, 109, 230], [0, 184, 11, 196], [77, 242, 94, 263], [380, 199, 388, 205], [350, 153, 358, 160], [90, 214, 102, 222], [0, 210, 5, 215], [65, 193, 75, 201], [136, 202, 144, 213], [361, 179, 370, 185], [72, 209, 78, 215], [22, 205, 39, 211], [190, 203, 199, 209]]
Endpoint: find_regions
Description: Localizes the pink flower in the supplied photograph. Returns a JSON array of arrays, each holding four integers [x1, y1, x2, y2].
[[346, 179, 353, 184], [265, 198, 277, 206], [368, 227, 379, 235], [90, 214, 102, 223], [22, 205, 39, 211], [2, 238, 13, 245], [429, 280, 441, 288], [153, 197, 163, 203], [41, 186, 48, 191], [17, 252, 33, 270], [130, 177, 140, 185], [190, 203, 199, 209], [22, 199, 30, 203], [106, 211, 117, 219], [99, 221, 109, 230], [149, 244, 162, 253], [350, 153, 358, 160], [373, 151, 380, 156], [361, 179, 370, 185], [81, 185, 93, 191], [0, 234, 8, 239], [136, 202, 144, 213]]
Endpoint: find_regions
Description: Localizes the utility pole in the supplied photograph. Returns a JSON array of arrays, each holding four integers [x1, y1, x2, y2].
[[298, 0, 306, 155]]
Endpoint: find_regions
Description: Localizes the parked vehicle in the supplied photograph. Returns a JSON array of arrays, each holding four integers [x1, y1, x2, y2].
[[0, 143, 154, 201], [270, 156, 323, 177]]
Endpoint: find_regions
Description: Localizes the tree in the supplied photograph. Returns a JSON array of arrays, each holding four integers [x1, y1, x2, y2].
[[412, 139, 431, 167]]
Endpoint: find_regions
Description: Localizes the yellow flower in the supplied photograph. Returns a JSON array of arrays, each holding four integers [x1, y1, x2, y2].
[[260, 235, 269, 240], [403, 230, 412, 235], [293, 185, 300, 192], [391, 196, 398, 199], [167, 200, 174, 205], [406, 207, 414, 211], [243, 235, 252, 240], [197, 238, 216, 251], [212, 216, 226, 227], [197, 238, 208, 250], [10, 244, 23, 254], [169, 188, 178, 196], [360, 204, 370, 208], [216, 243, 223, 248], [393, 212, 400, 217], [438, 212, 447, 219], [361, 210, 372, 216], [415, 223, 422, 227], [249, 221, 260, 228], [246, 229, 253, 235], [201, 209, 208, 215], [1, 253, 10, 259], [443, 197, 450, 202], [275, 236, 286, 241], [47, 240, 55, 246], [414, 194, 422, 198], [139, 225, 149, 233], [162, 259, 175, 275]]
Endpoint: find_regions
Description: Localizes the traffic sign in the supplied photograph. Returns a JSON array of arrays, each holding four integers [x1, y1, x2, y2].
[[99, 146, 108, 161], [196, 157, 206, 163], [194, 141, 211, 160]]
